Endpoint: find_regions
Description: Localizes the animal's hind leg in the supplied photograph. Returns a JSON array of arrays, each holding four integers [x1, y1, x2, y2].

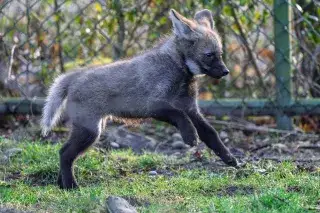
[[58, 117, 101, 190]]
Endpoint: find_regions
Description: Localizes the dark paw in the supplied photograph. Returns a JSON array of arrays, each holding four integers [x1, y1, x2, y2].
[[60, 182, 79, 190], [186, 139, 199, 147], [224, 156, 239, 168], [65, 183, 79, 190], [57, 175, 79, 190], [234, 159, 247, 169]]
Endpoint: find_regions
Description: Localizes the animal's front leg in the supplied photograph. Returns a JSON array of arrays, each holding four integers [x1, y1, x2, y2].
[[151, 102, 199, 147], [188, 111, 238, 167]]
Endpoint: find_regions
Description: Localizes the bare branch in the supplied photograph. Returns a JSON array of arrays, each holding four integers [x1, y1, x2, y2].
[[229, 2, 268, 93]]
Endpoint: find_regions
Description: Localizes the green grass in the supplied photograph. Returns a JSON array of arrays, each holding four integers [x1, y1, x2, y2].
[[0, 140, 319, 213]]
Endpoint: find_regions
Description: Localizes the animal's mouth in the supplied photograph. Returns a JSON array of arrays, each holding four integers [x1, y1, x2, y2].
[[202, 68, 226, 79], [210, 72, 225, 79], [214, 76, 223, 79]]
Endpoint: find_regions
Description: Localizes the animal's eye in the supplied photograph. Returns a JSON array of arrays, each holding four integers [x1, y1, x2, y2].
[[205, 52, 214, 57]]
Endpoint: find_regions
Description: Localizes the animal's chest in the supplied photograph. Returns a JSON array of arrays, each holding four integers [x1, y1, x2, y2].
[[174, 77, 198, 98]]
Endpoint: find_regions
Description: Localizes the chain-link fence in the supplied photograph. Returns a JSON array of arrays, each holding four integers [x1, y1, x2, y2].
[[0, 0, 319, 131]]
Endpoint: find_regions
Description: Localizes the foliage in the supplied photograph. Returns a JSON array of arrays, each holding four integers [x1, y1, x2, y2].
[[0, 0, 276, 98], [292, 0, 320, 97]]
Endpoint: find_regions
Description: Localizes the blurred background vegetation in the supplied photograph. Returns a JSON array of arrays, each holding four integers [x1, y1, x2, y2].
[[0, 0, 319, 131]]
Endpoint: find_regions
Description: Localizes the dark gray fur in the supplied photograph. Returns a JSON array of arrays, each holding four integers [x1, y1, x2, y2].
[[41, 9, 237, 190]]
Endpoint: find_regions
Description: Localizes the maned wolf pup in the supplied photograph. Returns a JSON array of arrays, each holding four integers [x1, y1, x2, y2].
[[41, 9, 238, 189]]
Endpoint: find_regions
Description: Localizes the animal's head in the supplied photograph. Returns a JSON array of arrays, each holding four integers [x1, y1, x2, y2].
[[170, 9, 229, 79]]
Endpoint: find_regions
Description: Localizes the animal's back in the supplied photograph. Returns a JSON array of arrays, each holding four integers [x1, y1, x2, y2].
[[66, 48, 186, 117]]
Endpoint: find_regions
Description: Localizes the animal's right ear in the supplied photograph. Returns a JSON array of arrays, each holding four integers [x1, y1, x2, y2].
[[169, 9, 196, 40], [194, 9, 214, 29]]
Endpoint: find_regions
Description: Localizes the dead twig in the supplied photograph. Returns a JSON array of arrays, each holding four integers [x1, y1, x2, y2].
[[305, 206, 320, 211], [210, 119, 319, 138], [229, 2, 268, 93], [296, 145, 320, 150], [54, 0, 65, 73], [261, 157, 320, 162], [250, 144, 272, 152], [125, 0, 151, 48], [7, 44, 16, 82]]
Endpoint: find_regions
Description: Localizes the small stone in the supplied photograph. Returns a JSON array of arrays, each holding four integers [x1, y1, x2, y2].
[[165, 128, 172, 134], [0, 155, 8, 164], [188, 147, 197, 153], [147, 128, 155, 134], [172, 141, 187, 149], [110, 142, 120, 149], [125, 134, 133, 139], [5, 148, 23, 157], [172, 133, 182, 141], [173, 152, 181, 156], [146, 138, 157, 150], [106, 196, 138, 213], [219, 131, 228, 139], [255, 168, 267, 174], [148, 171, 158, 176], [0, 207, 30, 213]]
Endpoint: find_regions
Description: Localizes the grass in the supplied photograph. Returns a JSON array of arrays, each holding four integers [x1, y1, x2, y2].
[[0, 140, 319, 213]]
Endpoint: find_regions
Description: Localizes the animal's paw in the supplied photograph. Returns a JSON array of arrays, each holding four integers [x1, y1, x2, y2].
[[186, 139, 199, 147], [57, 175, 79, 190], [60, 182, 79, 190], [233, 159, 247, 169], [224, 155, 239, 168]]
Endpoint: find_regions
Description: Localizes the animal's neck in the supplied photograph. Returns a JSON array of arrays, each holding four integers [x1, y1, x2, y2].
[[160, 37, 206, 78], [158, 36, 197, 78]]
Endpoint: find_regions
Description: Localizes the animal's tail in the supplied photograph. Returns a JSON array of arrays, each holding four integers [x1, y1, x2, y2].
[[41, 73, 77, 136]]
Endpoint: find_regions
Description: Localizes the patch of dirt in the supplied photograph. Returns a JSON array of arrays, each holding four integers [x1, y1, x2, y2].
[[24, 171, 57, 186], [0, 207, 31, 213], [98, 122, 320, 170], [296, 164, 319, 173], [217, 185, 255, 197], [286, 186, 301, 193], [2, 116, 320, 170], [1, 171, 21, 182]]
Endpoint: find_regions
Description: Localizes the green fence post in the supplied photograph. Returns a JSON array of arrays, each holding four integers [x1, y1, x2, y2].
[[274, 0, 293, 130]]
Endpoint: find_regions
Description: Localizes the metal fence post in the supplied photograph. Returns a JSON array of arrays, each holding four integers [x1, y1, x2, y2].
[[274, 0, 293, 130]]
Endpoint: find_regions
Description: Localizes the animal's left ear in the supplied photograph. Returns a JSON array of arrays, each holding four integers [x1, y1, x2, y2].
[[194, 9, 214, 29], [170, 9, 197, 40]]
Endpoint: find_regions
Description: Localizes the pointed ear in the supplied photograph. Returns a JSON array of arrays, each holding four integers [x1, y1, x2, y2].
[[194, 9, 214, 29], [170, 9, 196, 39]]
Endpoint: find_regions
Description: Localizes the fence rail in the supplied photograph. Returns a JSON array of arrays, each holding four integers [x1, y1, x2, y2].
[[1, 97, 320, 117], [0, 0, 319, 131]]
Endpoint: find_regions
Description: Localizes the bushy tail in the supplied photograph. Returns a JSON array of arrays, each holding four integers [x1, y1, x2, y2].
[[41, 73, 76, 136]]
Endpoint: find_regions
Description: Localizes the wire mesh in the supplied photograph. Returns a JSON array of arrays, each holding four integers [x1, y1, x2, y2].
[[0, 0, 319, 130]]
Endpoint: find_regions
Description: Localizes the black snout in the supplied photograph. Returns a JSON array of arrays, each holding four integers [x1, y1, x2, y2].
[[222, 69, 230, 76]]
